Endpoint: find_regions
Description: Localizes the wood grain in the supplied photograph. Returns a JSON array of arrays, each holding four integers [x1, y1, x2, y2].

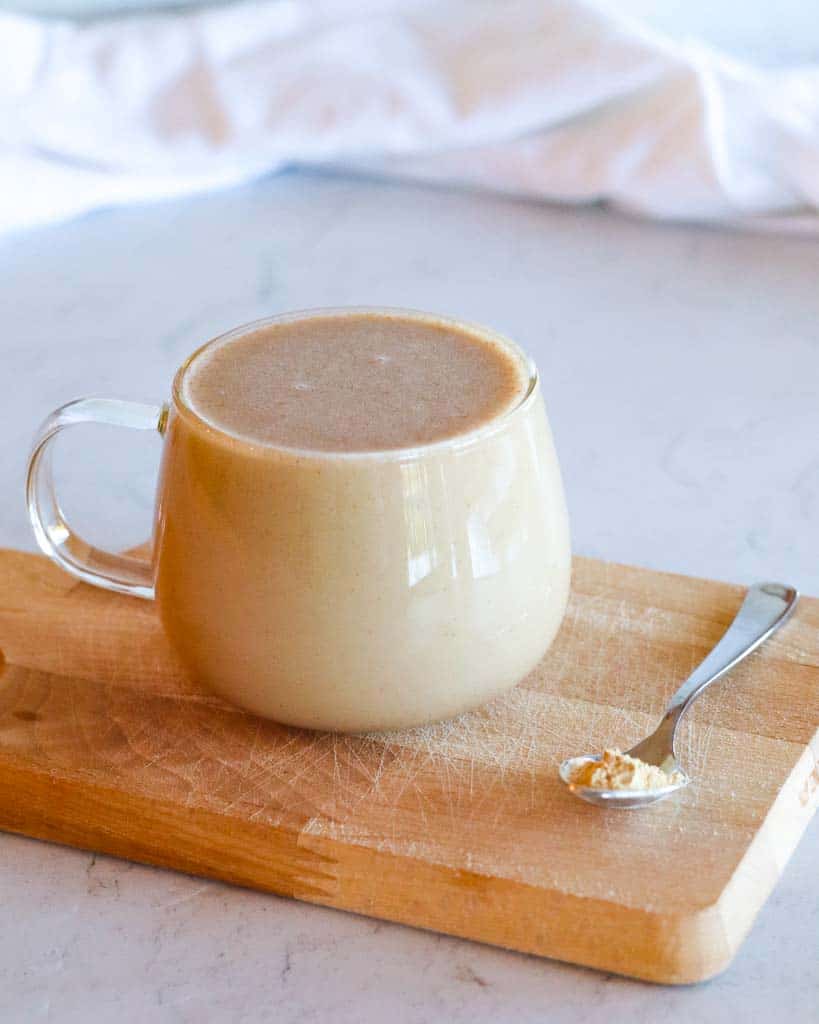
[[0, 549, 817, 983]]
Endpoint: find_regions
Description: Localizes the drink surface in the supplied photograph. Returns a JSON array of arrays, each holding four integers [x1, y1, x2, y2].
[[182, 312, 529, 452]]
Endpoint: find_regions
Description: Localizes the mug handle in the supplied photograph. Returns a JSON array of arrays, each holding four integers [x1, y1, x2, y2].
[[26, 397, 167, 600]]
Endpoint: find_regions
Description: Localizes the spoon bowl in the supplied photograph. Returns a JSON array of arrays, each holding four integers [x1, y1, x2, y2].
[[559, 754, 690, 809]]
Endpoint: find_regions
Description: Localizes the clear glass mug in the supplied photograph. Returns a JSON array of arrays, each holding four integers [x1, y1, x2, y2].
[[27, 308, 571, 732]]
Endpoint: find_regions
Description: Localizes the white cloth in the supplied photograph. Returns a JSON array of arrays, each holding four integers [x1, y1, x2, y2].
[[4, 0, 819, 235]]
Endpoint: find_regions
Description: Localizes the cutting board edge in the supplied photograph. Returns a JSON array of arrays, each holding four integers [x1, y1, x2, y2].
[[712, 740, 819, 956], [3, 756, 809, 986]]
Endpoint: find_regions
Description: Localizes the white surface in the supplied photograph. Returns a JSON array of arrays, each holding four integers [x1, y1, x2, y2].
[[0, 172, 818, 1020], [5, 0, 819, 235], [616, 0, 819, 66], [4, 0, 819, 67]]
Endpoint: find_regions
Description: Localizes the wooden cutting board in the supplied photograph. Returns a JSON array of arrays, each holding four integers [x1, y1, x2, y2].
[[0, 548, 817, 984]]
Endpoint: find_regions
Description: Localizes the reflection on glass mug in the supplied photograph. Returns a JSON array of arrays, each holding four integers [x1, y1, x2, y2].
[[27, 308, 570, 731]]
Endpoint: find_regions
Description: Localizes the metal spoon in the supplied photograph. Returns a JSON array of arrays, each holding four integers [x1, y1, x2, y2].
[[559, 581, 799, 809]]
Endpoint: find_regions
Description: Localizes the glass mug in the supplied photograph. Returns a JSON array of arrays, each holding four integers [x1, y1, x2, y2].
[[27, 308, 571, 732]]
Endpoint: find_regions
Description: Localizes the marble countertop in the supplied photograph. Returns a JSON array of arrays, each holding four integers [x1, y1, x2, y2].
[[0, 171, 817, 1022]]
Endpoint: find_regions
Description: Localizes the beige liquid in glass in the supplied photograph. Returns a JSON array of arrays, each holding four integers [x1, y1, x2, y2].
[[182, 311, 529, 452], [155, 310, 571, 731]]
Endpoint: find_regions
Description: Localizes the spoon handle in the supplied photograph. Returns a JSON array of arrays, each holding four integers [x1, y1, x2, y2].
[[662, 582, 798, 744]]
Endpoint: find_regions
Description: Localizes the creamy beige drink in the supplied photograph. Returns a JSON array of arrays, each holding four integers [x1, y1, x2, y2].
[[150, 308, 570, 731], [184, 312, 527, 451]]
